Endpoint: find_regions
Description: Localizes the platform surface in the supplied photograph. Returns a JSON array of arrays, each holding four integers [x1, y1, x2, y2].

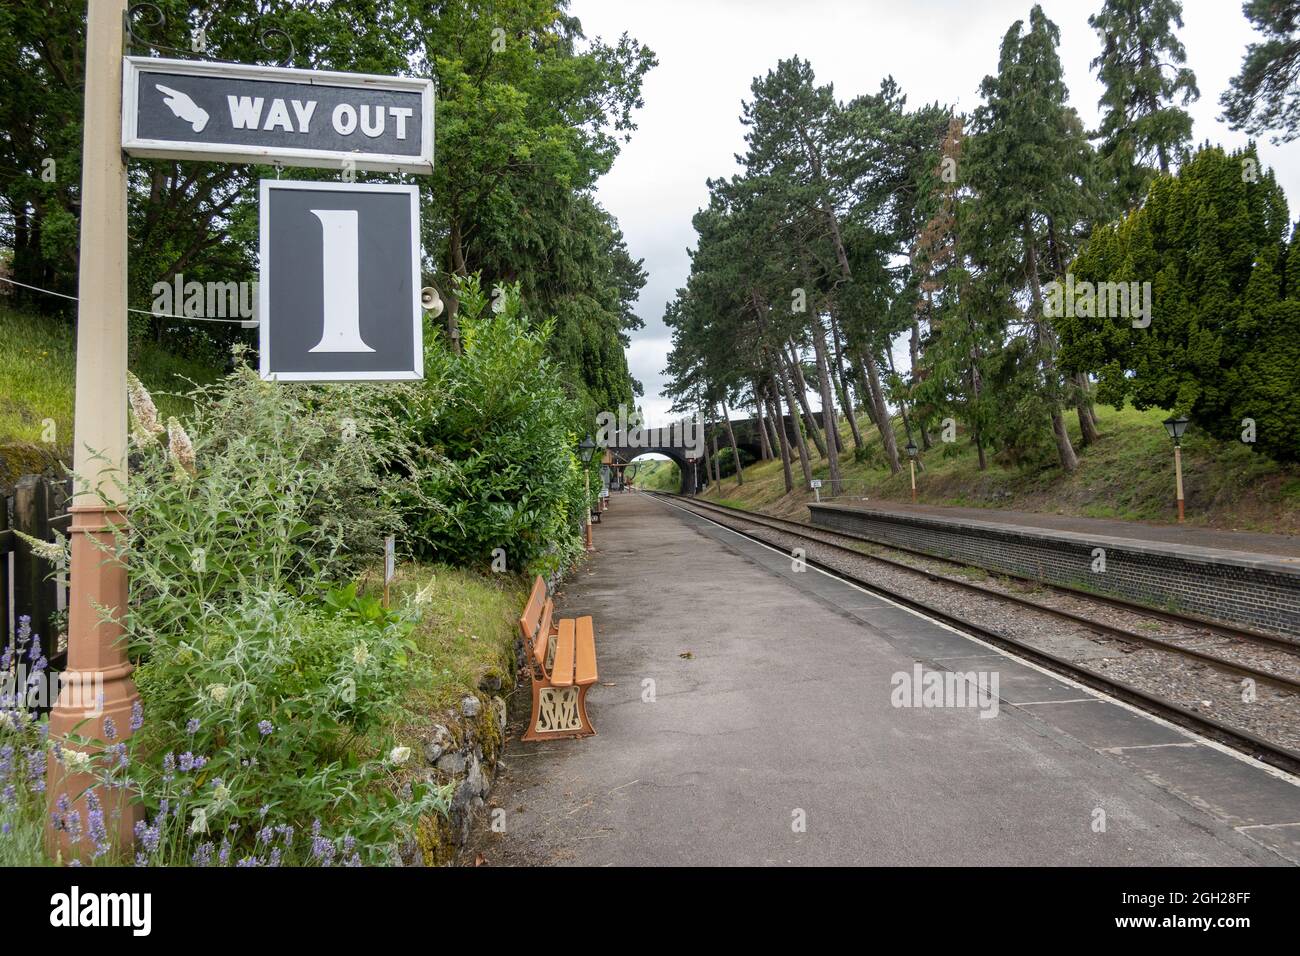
[[813, 498, 1300, 566], [472, 493, 1300, 866]]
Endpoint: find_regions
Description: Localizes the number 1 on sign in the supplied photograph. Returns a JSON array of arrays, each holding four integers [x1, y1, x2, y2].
[[309, 208, 374, 353]]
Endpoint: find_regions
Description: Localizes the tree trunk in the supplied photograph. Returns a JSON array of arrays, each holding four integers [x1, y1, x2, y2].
[[764, 389, 783, 461], [778, 363, 814, 487], [445, 219, 467, 354], [753, 381, 773, 460], [698, 405, 713, 493], [809, 317, 843, 493], [828, 308, 864, 450], [852, 354, 881, 429], [766, 380, 794, 493], [1074, 372, 1101, 445], [887, 346, 923, 470], [721, 397, 744, 485], [783, 343, 828, 459], [969, 352, 988, 471], [1023, 215, 1078, 473], [710, 427, 722, 486], [861, 347, 901, 474]]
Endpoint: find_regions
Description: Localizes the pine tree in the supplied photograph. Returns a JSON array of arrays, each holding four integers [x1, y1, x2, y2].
[[964, 5, 1099, 472], [1222, 0, 1300, 142], [1089, 0, 1199, 208]]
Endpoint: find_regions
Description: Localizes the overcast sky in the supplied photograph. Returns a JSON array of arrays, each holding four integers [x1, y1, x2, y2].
[[568, 0, 1300, 426]]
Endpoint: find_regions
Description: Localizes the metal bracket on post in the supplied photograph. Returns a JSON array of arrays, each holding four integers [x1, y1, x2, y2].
[[124, 3, 296, 65]]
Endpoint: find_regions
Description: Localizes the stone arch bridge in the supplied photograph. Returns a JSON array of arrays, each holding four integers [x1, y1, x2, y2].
[[605, 412, 818, 495]]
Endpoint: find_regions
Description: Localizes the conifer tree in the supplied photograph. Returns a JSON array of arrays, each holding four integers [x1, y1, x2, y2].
[[1089, 0, 1199, 208]]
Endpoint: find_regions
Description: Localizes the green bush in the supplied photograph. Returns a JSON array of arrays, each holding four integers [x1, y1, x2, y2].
[[120, 354, 441, 648], [405, 276, 589, 576], [33, 362, 452, 865], [108, 588, 445, 866]]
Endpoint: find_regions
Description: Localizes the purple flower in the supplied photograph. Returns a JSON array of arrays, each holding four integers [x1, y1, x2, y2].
[[186, 718, 200, 734], [136, 815, 162, 855], [257, 720, 273, 736], [178, 752, 195, 773], [86, 790, 110, 859], [26, 747, 45, 792], [192, 841, 214, 866], [102, 716, 117, 741], [129, 700, 144, 732], [108, 742, 128, 769]]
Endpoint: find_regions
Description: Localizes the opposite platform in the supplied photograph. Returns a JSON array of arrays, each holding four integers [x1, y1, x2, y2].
[[809, 500, 1300, 639]]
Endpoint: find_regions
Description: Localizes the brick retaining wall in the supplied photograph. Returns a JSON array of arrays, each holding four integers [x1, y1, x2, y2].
[[807, 504, 1300, 639]]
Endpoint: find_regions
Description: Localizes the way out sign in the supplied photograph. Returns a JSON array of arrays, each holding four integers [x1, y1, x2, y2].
[[259, 181, 422, 381], [122, 57, 433, 173]]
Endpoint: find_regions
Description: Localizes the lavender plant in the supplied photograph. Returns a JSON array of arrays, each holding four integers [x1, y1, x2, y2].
[[0, 616, 52, 866]]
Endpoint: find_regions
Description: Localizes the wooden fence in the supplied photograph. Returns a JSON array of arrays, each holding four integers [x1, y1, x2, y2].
[[1, 474, 71, 671]]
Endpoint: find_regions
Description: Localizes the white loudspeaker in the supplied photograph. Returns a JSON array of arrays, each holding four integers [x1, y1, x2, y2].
[[420, 286, 444, 318]]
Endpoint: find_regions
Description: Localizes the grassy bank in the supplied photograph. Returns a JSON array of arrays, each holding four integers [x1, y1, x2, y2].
[[384, 564, 524, 721], [703, 405, 1300, 534], [0, 304, 220, 486]]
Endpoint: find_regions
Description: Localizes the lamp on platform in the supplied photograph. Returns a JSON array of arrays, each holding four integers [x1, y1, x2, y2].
[[905, 439, 919, 503], [578, 435, 596, 549], [1162, 415, 1190, 523]]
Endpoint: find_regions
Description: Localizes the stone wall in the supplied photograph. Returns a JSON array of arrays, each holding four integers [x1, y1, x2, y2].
[[807, 504, 1300, 639], [400, 681, 510, 866]]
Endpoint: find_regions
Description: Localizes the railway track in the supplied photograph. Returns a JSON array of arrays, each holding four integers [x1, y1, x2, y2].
[[645, 491, 1300, 775]]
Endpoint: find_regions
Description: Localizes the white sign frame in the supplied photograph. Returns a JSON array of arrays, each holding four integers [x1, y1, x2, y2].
[[122, 56, 434, 173], [258, 179, 423, 382]]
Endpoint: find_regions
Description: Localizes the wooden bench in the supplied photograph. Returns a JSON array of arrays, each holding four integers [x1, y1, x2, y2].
[[517, 576, 598, 741]]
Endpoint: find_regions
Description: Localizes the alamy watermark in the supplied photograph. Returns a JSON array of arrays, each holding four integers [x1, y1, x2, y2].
[[890, 663, 999, 719], [151, 273, 258, 326], [1, 667, 104, 718], [1043, 273, 1151, 329]]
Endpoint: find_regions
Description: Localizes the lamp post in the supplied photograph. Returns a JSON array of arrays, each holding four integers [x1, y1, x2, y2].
[[578, 435, 596, 550], [1163, 415, 1190, 523], [906, 439, 919, 504], [46, 0, 142, 860]]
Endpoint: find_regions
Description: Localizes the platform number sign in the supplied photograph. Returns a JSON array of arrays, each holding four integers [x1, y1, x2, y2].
[[259, 181, 422, 381]]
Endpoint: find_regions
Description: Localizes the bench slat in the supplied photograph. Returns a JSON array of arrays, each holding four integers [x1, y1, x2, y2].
[[551, 618, 576, 687], [534, 598, 554, 670], [518, 575, 547, 643], [574, 616, 597, 686]]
